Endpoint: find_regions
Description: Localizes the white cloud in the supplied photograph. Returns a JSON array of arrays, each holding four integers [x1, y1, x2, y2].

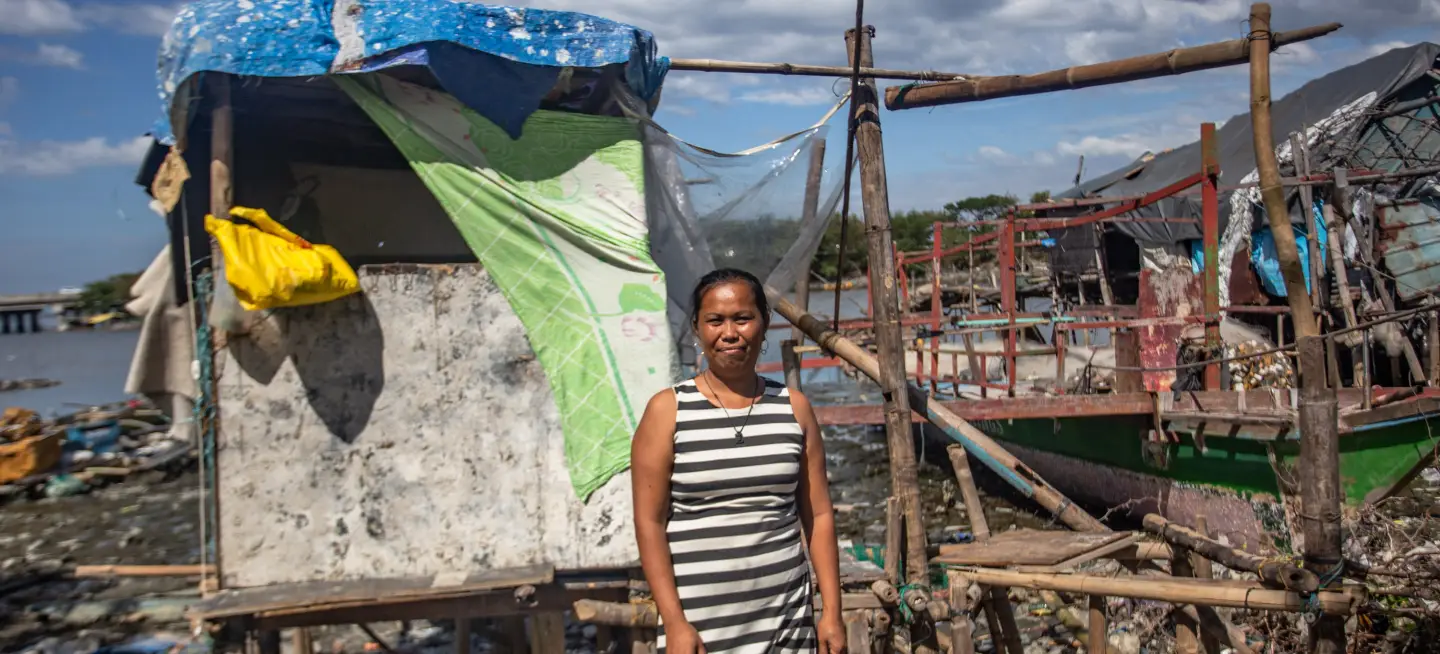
[[0, 0, 176, 37], [1365, 40, 1414, 59], [0, 77, 18, 107], [977, 145, 1010, 161], [1056, 134, 1156, 158], [737, 86, 840, 106], [0, 0, 83, 35], [35, 43, 84, 69], [0, 135, 150, 175], [79, 2, 178, 36]]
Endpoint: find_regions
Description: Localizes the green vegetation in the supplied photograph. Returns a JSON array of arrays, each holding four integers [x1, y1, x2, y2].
[[78, 272, 142, 313]]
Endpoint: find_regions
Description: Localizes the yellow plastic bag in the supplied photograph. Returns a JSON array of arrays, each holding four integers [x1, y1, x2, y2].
[[204, 206, 360, 311]]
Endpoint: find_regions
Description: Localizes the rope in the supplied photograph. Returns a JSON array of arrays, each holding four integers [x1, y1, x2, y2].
[[1300, 560, 1346, 623], [897, 583, 927, 624]]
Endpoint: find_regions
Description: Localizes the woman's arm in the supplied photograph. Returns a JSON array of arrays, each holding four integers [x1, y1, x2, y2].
[[631, 391, 692, 631], [791, 389, 847, 653]]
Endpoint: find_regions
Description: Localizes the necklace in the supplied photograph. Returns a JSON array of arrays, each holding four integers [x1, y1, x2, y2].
[[702, 371, 760, 446]]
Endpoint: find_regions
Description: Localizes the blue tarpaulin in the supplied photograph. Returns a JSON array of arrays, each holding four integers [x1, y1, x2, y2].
[[1189, 200, 1330, 298], [1249, 201, 1330, 297], [153, 0, 668, 143]]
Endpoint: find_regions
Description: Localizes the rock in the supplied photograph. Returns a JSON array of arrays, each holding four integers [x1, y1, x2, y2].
[[1420, 467, 1439, 484], [1108, 631, 1141, 654]]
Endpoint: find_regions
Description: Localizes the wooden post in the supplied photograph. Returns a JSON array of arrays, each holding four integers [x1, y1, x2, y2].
[[793, 139, 827, 342], [782, 339, 803, 392], [292, 629, 314, 654], [845, 610, 873, 654], [1201, 123, 1223, 389], [946, 445, 1024, 654], [1001, 212, 1019, 397], [1250, 3, 1317, 337], [932, 221, 944, 394], [1431, 310, 1440, 386], [1088, 595, 1107, 654], [846, 25, 930, 592], [1113, 330, 1144, 393], [1194, 516, 1222, 654], [1171, 546, 1200, 654], [455, 617, 472, 654], [532, 613, 567, 654], [498, 617, 530, 654], [1297, 335, 1345, 652], [1290, 132, 1326, 310], [203, 71, 233, 596], [1323, 186, 1362, 386]]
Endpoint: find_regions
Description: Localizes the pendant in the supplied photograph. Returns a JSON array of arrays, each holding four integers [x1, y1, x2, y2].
[[734, 430, 745, 445]]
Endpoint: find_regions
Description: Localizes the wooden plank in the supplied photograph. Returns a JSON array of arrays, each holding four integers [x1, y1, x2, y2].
[[932, 530, 1132, 568], [251, 586, 624, 632], [196, 564, 555, 619], [1017, 534, 1144, 572]]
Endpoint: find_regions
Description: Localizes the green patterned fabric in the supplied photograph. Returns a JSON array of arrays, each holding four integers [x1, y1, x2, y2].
[[337, 75, 678, 500]]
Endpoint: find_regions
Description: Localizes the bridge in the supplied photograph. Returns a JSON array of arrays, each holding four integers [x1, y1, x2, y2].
[[0, 292, 84, 335]]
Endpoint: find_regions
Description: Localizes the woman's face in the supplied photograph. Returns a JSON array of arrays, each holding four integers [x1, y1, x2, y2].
[[695, 281, 766, 373]]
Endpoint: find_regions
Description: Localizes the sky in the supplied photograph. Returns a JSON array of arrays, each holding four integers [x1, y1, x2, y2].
[[1, 0, 1438, 295]]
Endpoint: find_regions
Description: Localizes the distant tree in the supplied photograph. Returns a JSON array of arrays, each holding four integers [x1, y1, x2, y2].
[[943, 194, 1019, 223], [78, 272, 141, 313], [1030, 190, 1052, 204]]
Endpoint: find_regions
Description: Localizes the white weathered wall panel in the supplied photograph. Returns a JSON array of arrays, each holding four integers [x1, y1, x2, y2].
[[216, 264, 636, 588]]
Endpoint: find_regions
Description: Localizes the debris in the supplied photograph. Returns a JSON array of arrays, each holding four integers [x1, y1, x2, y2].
[[0, 379, 61, 393]]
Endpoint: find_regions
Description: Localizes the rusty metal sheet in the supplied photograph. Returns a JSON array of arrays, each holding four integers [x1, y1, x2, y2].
[[1138, 268, 1204, 391], [1378, 200, 1440, 302]]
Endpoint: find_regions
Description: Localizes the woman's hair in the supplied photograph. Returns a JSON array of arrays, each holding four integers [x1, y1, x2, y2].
[[689, 268, 771, 328]]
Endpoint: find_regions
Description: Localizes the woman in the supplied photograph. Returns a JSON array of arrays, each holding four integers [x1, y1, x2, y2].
[[631, 268, 847, 654]]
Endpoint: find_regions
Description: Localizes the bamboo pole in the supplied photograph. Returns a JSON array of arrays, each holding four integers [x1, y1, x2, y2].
[[1296, 335, 1346, 652], [846, 25, 931, 596], [793, 138, 827, 343], [573, 600, 658, 627], [669, 57, 974, 82], [948, 572, 976, 654], [1250, 4, 1318, 338], [952, 568, 1360, 616], [884, 21, 1341, 110], [1325, 185, 1362, 386], [1142, 515, 1318, 592], [766, 287, 1106, 532]]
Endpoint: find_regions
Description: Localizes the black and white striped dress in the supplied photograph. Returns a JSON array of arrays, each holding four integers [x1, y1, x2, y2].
[[659, 377, 816, 654]]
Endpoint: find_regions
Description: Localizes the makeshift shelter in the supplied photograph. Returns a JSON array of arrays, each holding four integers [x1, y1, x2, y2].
[[1046, 42, 1440, 308], [130, 0, 843, 589]]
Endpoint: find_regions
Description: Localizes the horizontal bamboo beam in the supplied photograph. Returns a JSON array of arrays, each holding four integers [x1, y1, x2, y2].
[[884, 22, 1342, 110], [765, 286, 1107, 532], [952, 568, 1362, 616], [668, 58, 975, 82], [1143, 515, 1319, 592]]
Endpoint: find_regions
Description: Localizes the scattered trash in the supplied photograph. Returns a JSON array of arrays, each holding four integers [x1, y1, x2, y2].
[[43, 474, 87, 498]]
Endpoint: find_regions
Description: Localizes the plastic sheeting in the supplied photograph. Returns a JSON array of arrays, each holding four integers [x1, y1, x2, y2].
[[338, 74, 677, 500], [153, 0, 667, 143], [1247, 201, 1330, 297]]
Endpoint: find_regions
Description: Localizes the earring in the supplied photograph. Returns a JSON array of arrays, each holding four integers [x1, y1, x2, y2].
[[761, 341, 769, 354]]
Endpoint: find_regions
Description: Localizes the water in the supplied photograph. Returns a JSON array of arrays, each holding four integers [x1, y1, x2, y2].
[[0, 329, 142, 415]]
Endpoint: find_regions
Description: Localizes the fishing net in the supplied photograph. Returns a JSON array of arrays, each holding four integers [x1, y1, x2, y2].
[[617, 83, 850, 359]]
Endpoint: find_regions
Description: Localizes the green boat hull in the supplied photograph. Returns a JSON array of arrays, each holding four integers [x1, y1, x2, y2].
[[955, 408, 1439, 549]]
